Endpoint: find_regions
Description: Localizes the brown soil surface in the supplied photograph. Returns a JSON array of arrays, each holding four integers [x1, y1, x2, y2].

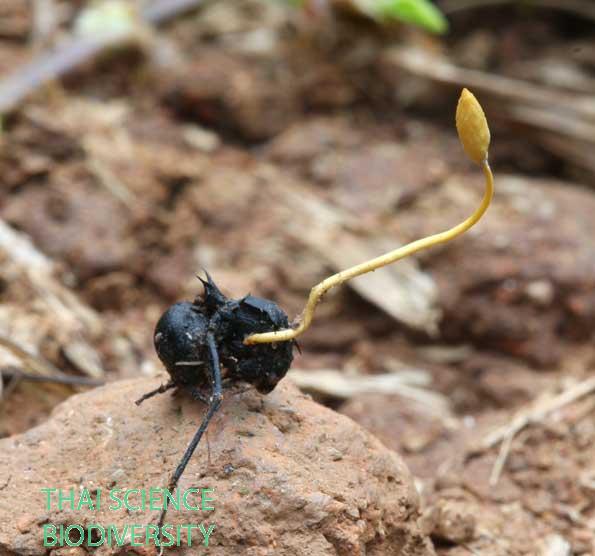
[[1, 1, 595, 555]]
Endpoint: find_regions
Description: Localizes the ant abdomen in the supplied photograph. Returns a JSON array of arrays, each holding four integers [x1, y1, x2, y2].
[[154, 301, 208, 386]]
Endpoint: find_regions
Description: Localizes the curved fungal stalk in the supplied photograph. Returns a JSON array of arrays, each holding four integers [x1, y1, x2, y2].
[[244, 88, 494, 346]]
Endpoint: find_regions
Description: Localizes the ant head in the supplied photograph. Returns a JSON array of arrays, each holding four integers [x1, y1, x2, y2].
[[195, 271, 228, 315], [154, 301, 208, 385]]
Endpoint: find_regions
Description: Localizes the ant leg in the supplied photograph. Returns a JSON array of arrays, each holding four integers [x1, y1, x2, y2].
[[157, 332, 222, 529], [135, 380, 175, 406]]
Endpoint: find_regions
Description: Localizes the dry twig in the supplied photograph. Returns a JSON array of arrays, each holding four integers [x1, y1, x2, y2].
[[1, 367, 103, 387], [0, 0, 207, 114], [289, 368, 452, 416], [480, 376, 595, 485], [385, 47, 595, 177], [0, 335, 62, 378], [441, 0, 595, 23], [0, 219, 105, 377]]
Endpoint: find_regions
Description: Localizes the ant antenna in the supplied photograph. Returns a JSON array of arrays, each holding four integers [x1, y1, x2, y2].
[[245, 88, 494, 346]]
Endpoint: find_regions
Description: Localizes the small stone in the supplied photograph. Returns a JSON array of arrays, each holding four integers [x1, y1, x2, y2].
[[540, 534, 571, 556], [49, 548, 88, 556], [16, 514, 35, 533], [109, 468, 126, 483], [421, 499, 476, 545], [183, 125, 221, 153], [346, 507, 360, 520], [329, 447, 344, 461], [526, 280, 555, 306]]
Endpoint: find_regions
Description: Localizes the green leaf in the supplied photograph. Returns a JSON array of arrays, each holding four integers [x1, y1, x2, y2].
[[355, 0, 448, 34]]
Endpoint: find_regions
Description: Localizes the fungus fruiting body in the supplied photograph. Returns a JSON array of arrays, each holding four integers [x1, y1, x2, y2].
[[245, 87, 493, 346], [138, 88, 494, 529]]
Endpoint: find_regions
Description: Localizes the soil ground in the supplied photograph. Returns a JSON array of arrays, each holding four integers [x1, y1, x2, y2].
[[1, 1, 595, 554]]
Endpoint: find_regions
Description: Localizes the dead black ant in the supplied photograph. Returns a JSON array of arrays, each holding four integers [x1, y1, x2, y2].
[[136, 88, 495, 532]]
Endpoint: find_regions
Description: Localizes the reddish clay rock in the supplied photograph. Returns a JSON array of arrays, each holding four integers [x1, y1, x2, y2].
[[0, 378, 433, 556]]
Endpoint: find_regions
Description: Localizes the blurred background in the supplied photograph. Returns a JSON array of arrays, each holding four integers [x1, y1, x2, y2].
[[0, 0, 594, 553]]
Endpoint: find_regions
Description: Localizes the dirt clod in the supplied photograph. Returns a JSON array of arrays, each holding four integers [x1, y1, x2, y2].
[[420, 500, 475, 545], [0, 378, 433, 556]]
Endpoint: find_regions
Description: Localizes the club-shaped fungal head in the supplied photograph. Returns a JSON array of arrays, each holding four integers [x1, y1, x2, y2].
[[456, 88, 490, 165]]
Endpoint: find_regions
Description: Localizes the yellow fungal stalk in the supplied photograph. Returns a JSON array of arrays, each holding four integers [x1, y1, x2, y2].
[[244, 88, 494, 346]]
